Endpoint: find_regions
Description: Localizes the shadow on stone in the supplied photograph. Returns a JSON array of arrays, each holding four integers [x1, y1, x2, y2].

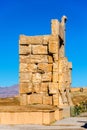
[[81, 123, 87, 129]]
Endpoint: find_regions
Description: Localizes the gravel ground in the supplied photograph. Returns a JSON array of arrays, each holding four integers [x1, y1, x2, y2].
[[0, 117, 86, 130]]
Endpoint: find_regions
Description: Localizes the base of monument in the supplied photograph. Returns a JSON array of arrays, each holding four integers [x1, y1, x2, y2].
[[0, 105, 63, 125], [59, 105, 70, 118]]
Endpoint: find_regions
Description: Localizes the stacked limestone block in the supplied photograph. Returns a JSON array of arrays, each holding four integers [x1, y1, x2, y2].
[[19, 16, 72, 106]]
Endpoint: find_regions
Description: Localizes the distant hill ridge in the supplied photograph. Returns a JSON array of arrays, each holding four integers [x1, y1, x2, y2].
[[0, 85, 19, 98], [71, 87, 87, 92]]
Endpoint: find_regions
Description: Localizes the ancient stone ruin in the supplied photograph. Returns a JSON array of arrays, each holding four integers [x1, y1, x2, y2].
[[0, 16, 72, 125], [19, 16, 72, 121]]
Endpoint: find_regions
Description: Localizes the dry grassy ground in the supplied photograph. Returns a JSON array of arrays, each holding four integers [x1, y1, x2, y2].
[[71, 89, 87, 105], [0, 96, 20, 106]]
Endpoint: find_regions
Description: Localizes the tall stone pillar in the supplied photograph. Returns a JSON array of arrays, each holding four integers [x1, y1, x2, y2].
[[19, 16, 72, 110]]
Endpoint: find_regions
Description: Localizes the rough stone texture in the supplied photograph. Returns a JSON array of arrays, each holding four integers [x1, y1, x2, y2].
[[19, 45, 31, 55], [49, 83, 58, 94], [43, 96, 52, 105], [38, 63, 52, 72], [40, 83, 48, 93], [32, 45, 48, 54], [27, 55, 48, 63], [32, 73, 42, 83], [20, 72, 32, 83], [27, 94, 43, 104], [20, 83, 32, 94], [19, 16, 72, 120], [42, 72, 52, 82], [53, 94, 59, 106]]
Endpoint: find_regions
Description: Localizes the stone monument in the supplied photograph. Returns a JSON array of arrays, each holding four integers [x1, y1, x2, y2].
[[19, 16, 72, 119]]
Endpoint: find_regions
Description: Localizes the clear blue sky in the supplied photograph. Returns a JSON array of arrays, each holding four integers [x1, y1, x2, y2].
[[0, 0, 87, 87]]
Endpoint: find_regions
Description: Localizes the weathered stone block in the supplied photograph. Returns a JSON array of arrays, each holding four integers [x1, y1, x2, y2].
[[53, 94, 59, 106], [20, 63, 28, 72], [49, 83, 58, 94], [20, 35, 28, 45], [53, 62, 58, 72], [38, 63, 52, 72], [43, 96, 52, 105], [49, 41, 58, 54], [53, 72, 58, 82], [51, 19, 59, 36], [33, 83, 41, 93], [42, 72, 52, 82], [41, 83, 48, 93], [58, 82, 65, 90], [32, 73, 41, 83], [32, 45, 48, 54], [20, 83, 32, 94], [27, 64, 37, 72], [20, 94, 28, 105], [28, 94, 42, 104], [27, 55, 48, 63], [42, 37, 48, 45], [20, 72, 32, 82], [53, 54, 58, 61], [19, 45, 31, 55], [27, 36, 43, 44], [59, 44, 65, 58], [59, 23, 64, 41], [59, 74, 64, 82], [20, 55, 27, 63], [48, 55, 53, 63]]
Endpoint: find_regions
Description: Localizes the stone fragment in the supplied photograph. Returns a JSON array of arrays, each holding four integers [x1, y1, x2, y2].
[[49, 83, 58, 94], [38, 63, 52, 72], [42, 72, 52, 82], [43, 96, 52, 105]]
